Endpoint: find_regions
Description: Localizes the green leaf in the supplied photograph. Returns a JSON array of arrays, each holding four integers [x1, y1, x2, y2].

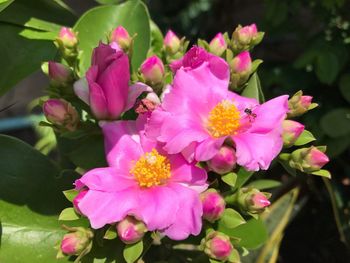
[[0, 0, 13, 12], [58, 207, 80, 221], [294, 130, 316, 146], [74, 0, 151, 75], [104, 225, 118, 240], [311, 169, 331, 178], [218, 208, 246, 231], [149, 20, 164, 55], [320, 108, 350, 138], [123, 240, 143, 263], [234, 167, 254, 189], [63, 189, 78, 202], [247, 179, 281, 190], [0, 25, 57, 95], [221, 172, 237, 187], [339, 74, 350, 103], [315, 52, 339, 84], [242, 73, 259, 100]]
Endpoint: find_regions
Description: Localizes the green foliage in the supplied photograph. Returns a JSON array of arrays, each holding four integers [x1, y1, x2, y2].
[[218, 208, 246, 230], [74, 0, 151, 74], [320, 108, 350, 138], [242, 73, 265, 102], [247, 180, 281, 190], [294, 130, 316, 146], [123, 240, 143, 263], [221, 172, 237, 187]]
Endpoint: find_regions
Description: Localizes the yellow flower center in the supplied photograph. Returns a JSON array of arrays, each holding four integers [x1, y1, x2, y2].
[[130, 149, 171, 188], [207, 99, 241, 138]]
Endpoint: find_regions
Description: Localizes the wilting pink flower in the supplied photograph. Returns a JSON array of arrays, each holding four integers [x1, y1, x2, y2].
[[74, 120, 208, 240], [73, 190, 88, 215], [141, 55, 165, 84], [207, 146, 237, 174], [43, 99, 79, 131], [209, 33, 227, 56], [110, 26, 132, 50], [117, 216, 147, 244], [203, 232, 233, 261], [170, 46, 229, 81], [230, 51, 252, 73], [282, 120, 305, 147], [237, 24, 258, 44], [74, 43, 152, 120], [201, 190, 225, 222], [164, 30, 181, 54], [48, 61, 72, 84], [60, 228, 93, 256], [58, 27, 77, 47], [147, 58, 288, 171]]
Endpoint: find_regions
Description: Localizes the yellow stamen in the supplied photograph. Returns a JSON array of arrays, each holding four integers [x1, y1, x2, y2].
[[207, 99, 241, 138], [130, 149, 171, 187]]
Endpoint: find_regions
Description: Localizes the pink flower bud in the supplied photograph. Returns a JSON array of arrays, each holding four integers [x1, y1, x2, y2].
[[203, 232, 233, 261], [201, 190, 226, 222], [209, 33, 227, 56], [282, 120, 305, 147], [164, 30, 181, 54], [288, 91, 317, 117], [43, 99, 79, 131], [290, 146, 329, 173], [60, 228, 93, 256], [230, 51, 252, 73], [58, 27, 78, 47], [300, 95, 313, 109], [140, 55, 165, 84], [48, 61, 72, 84], [237, 24, 258, 44], [251, 192, 271, 209], [73, 190, 88, 215], [117, 216, 147, 244], [110, 26, 132, 50], [207, 146, 237, 174], [236, 188, 271, 214], [305, 147, 329, 171]]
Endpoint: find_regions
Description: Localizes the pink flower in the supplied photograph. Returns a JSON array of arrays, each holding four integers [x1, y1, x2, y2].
[[230, 51, 252, 73], [58, 27, 77, 47], [237, 24, 258, 44], [207, 146, 237, 174], [74, 120, 208, 240], [110, 26, 132, 50], [209, 33, 227, 56], [147, 60, 288, 171], [203, 232, 233, 261], [140, 55, 165, 84], [282, 120, 305, 147], [170, 46, 229, 81], [117, 216, 147, 244], [74, 43, 152, 120], [201, 190, 225, 222], [73, 190, 88, 215], [164, 30, 181, 54]]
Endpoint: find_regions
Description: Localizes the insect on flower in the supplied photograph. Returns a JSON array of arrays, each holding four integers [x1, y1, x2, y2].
[[244, 107, 257, 122]]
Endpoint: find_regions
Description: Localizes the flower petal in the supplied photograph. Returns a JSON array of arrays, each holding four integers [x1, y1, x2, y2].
[[195, 137, 225, 161], [73, 77, 90, 105], [125, 82, 153, 111]]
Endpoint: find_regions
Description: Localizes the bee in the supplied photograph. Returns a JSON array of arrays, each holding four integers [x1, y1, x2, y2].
[[244, 107, 257, 122]]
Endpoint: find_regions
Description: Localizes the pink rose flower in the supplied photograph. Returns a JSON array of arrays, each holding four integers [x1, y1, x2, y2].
[[74, 119, 208, 240]]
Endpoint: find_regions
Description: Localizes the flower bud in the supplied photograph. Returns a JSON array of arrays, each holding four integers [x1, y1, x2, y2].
[[209, 33, 227, 56], [110, 26, 132, 50], [201, 189, 226, 223], [48, 61, 73, 85], [287, 91, 317, 118], [164, 30, 181, 54], [140, 55, 165, 84], [73, 190, 88, 215], [236, 188, 271, 215], [202, 231, 233, 261], [43, 99, 79, 131], [236, 24, 258, 45], [289, 146, 329, 173], [58, 27, 78, 48], [59, 227, 93, 257], [207, 146, 237, 174], [282, 120, 305, 147], [230, 51, 252, 74], [117, 216, 147, 244]]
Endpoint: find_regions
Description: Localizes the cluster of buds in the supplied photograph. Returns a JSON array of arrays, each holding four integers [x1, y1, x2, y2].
[[117, 216, 147, 244], [231, 24, 264, 52], [109, 25, 133, 53], [55, 27, 79, 66], [285, 146, 329, 173], [163, 30, 189, 62], [282, 120, 305, 147], [200, 231, 239, 262], [57, 226, 93, 259], [207, 145, 237, 174], [43, 99, 79, 131], [234, 188, 271, 216], [201, 189, 226, 223], [287, 91, 318, 118]]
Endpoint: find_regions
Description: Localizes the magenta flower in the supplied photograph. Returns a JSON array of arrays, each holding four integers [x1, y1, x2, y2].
[[147, 60, 288, 171], [74, 42, 151, 120], [74, 120, 208, 240]]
